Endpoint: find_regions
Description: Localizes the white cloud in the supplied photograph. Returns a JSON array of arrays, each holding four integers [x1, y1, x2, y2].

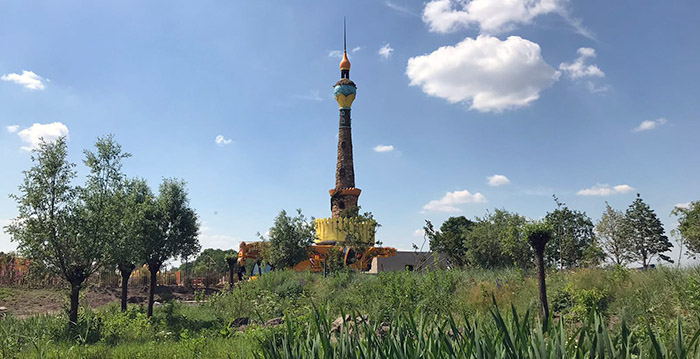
[[386, 1, 420, 17], [422, 0, 564, 34], [16, 122, 69, 151], [374, 144, 395, 152], [1, 70, 46, 90], [584, 81, 609, 93], [378, 43, 394, 59], [295, 89, 323, 102], [633, 118, 667, 132], [559, 47, 605, 80], [675, 202, 692, 210], [6, 125, 19, 133], [423, 189, 487, 212], [407, 35, 559, 113], [577, 184, 634, 196], [215, 135, 232, 146], [413, 228, 426, 237], [487, 174, 511, 187], [352, 46, 361, 53], [199, 223, 238, 249], [328, 50, 343, 58]]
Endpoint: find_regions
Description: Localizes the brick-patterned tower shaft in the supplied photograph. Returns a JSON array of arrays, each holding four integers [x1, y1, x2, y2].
[[335, 110, 355, 189], [330, 24, 360, 218]]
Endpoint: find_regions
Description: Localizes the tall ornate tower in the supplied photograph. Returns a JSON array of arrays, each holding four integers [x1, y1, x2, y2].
[[313, 21, 375, 245], [330, 22, 360, 218]]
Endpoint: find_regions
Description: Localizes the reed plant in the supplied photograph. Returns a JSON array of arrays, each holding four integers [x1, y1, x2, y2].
[[259, 301, 700, 359]]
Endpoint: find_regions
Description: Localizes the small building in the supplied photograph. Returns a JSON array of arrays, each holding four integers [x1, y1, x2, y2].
[[369, 251, 448, 273]]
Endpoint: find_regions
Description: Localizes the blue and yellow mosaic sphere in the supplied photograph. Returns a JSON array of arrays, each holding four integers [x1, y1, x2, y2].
[[334, 82, 356, 109]]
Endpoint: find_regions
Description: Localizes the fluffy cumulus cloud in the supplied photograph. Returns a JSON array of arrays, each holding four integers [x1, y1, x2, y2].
[[634, 118, 667, 132], [487, 174, 511, 187], [373, 144, 395, 152], [413, 228, 426, 237], [422, 0, 563, 34], [6, 125, 20, 133], [559, 48, 607, 93], [215, 135, 232, 146], [1, 70, 46, 90], [378, 43, 394, 59], [16, 122, 69, 151], [423, 189, 487, 212], [559, 48, 604, 80], [577, 184, 634, 196], [407, 35, 560, 112]]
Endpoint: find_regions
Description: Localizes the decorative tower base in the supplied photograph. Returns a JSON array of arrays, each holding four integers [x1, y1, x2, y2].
[[313, 217, 375, 244]]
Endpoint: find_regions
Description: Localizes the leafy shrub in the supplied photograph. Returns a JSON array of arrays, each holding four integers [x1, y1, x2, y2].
[[685, 276, 700, 315], [100, 307, 153, 345], [273, 279, 304, 299], [552, 284, 609, 320]]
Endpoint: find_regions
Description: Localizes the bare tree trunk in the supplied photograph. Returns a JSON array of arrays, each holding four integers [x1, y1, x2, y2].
[[534, 250, 549, 329], [69, 280, 82, 325], [228, 266, 234, 290], [147, 263, 160, 317], [118, 264, 134, 312], [528, 229, 551, 332]]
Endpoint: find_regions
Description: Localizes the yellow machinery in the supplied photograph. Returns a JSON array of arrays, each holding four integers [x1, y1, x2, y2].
[[237, 241, 396, 274]]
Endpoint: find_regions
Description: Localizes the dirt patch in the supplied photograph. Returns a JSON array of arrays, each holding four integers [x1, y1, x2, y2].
[[0, 285, 219, 318]]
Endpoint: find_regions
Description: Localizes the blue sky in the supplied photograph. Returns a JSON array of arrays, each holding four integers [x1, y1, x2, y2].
[[1, 1, 698, 266]]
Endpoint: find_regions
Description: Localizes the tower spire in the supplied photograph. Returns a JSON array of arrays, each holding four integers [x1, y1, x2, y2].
[[340, 17, 351, 79], [331, 17, 359, 218]]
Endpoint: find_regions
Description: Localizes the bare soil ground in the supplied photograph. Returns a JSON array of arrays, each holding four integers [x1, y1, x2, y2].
[[0, 285, 219, 318]]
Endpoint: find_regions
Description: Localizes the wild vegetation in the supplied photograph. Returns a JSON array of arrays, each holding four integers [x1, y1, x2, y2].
[[2, 267, 700, 358]]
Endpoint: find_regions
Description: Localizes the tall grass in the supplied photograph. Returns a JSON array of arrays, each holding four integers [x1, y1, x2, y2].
[[260, 302, 700, 359], [3, 267, 700, 358]]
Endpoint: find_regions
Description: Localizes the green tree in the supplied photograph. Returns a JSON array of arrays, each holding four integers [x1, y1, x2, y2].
[[79, 135, 133, 313], [266, 209, 316, 270], [336, 206, 381, 272], [7, 137, 123, 324], [466, 209, 531, 269], [187, 248, 236, 288], [672, 201, 700, 258], [424, 216, 473, 267], [109, 178, 151, 311], [525, 220, 553, 330], [625, 193, 673, 268], [225, 254, 239, 289], [179, 237, 200, 287], [596, 202, 633, 265], [140, 178, 200, 317], [545, 196, 600, 268]]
